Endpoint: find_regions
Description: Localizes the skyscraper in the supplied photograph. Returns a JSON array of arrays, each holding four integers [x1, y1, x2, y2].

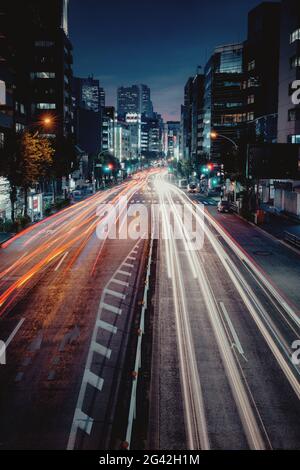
[[203, 43, 245, 162], [117, 84, 153, 118]]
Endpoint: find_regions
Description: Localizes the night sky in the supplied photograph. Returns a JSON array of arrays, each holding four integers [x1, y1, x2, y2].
[[69, 0, 277, 121]]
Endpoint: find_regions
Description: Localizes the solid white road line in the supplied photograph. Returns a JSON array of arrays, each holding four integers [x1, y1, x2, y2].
[[54, 251, 69, 271], [5, 318, 25, 348]]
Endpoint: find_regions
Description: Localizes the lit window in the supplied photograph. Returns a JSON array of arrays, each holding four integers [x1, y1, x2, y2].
[[288, 109, 300, 121], [31, 72, 56, 79], [290, 56, 300, 69], [247, 112, 255, 121], [288, 135, 300, 144], [15, 123, 25, 133], [0, 132, 4, 148], [0, 80, 6, 105], [248, 94, 255, 104], [290, 28, 300, 44], [36, 103, 56, 110]]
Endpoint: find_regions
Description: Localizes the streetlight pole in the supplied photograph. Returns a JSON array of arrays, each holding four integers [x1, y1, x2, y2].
[[210, 131, 238, 150]]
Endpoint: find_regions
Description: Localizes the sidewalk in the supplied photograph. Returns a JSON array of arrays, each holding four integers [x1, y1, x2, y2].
[[259, 204, 300, 243]]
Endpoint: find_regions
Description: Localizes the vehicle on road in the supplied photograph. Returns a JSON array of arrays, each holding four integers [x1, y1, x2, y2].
[[217, 200, 231, 213], [187, 182, 198, 194], [178, 179, 188, 189]]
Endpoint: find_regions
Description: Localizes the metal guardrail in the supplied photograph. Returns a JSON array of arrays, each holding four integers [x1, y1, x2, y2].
[[284, 231, 300, 249], [124, 228, 155, 450]]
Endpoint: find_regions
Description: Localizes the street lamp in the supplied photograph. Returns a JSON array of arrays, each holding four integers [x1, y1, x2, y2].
[[210, 131, 238, 150]]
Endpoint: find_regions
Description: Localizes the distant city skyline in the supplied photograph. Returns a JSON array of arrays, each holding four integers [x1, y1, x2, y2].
[[70, 0, 278, 121]]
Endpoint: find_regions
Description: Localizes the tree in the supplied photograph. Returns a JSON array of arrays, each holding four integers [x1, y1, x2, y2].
[[19, 132, 54, 216]]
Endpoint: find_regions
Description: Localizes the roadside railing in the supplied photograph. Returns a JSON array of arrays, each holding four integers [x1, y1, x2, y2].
[[124, 228, 155, 450]]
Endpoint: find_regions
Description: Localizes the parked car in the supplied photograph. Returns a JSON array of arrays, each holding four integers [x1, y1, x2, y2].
[[217, 200, 231, 213]]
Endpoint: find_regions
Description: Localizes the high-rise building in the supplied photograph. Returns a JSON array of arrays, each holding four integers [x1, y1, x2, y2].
[[203, 43, 245, 162], [0, 0, 74, 139], [117, 85, 140, 116], [244, 2, 281, 144], [125, 113, 141, 159], [101, 106, 116, 154], [141, 115, 162, 159], [181, 70, 205, 164], [277, 0, 300, 144], [115, 122, 131, 162], [72, 76, 102, 155], [164, 121, 181, 160], [117, 84, 153, 118]]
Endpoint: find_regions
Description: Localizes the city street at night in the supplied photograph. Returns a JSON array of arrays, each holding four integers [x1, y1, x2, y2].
[[1, 0, 300, 462]]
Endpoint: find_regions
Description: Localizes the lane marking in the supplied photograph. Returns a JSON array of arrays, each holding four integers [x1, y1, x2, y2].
[[220, 302, 247, 360], [111, 278, 129, 287], [127, 256, 136, 261], [5, 318, 25, 348], [83, 369, 104, 391], [54, 251, 69, 271], [100, 303, 122, 315], [104, 289, 126, 300], [118, 270, 132, 277], [97, 320, 118, 335], [73, 409, 94, 435], [92, 341, 112, 359], [123, 262, 134, 269]]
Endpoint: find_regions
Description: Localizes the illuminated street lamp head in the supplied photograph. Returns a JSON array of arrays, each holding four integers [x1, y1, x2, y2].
[[210, 131, 218, 139], [43, 116, 53, 127]]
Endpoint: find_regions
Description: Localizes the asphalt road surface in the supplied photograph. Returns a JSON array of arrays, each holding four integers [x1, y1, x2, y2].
[[148, 173, 300, 450], [1, 169, 300, 450]]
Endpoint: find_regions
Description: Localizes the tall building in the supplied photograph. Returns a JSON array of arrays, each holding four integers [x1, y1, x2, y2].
[[101, 106, 116, 154], [244, 2, 281, 144], [117, 84, 153, 118], [181, 71, 205, 164], [117, 85, 140, 116], [115, 122, 131, 162], [125, 113, 141, 159], [277, 0, 300, 143], [72, 76, 102, 155], [164, 121, 181, 160], [141, 115, 162, 159], [0, 0, 74, 139], [203, 43, 245, 162], [181, 77, 194, 160]]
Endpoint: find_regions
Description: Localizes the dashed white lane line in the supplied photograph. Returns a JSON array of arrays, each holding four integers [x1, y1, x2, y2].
[[104, 288, 126, 300], [111, 278, 129, 287], [100, 302, 122, 315], [220, 302, 247, 360], [127, 256, 136, 261], [83, 369, 104, 392], [97, 320, 118, 335], [92, 341, 112, 359], [123, 262, 134, 269], [118, 270, 132, 277], [54, 251, 69, 271], [73, 409, 94, 435]]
